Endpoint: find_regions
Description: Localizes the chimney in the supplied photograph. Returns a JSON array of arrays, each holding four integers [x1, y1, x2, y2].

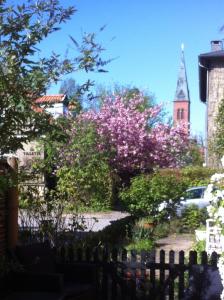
[[211, 40, 223, 52]]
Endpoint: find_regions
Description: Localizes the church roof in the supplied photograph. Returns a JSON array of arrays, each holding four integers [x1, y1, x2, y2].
[[174, 46, 190, 102]]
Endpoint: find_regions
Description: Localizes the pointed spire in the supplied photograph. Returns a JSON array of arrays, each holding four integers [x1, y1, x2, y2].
[[174, 44, 190, 101]]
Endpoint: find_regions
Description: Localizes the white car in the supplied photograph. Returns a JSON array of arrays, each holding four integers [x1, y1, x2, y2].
[[177, 186, 208, 214]]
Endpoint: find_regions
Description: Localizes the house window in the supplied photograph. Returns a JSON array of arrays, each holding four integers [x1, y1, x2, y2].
[[177, 108, 184, 120]]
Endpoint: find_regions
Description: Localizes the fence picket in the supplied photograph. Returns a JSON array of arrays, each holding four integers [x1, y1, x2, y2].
[[121, 248, 128, 300], [159, 250, 165, 300], [130, 250, 137, 300], [140, 250, 147, 299], [189, 250, 197, 265], [77, 247, 83, 261], [189, 250, 197, 282], [211, 251, 218, 267], [168, 250, 175, 300], [111, 248, 118, 300], [102, 246, 109, 300], [201, 251, 208, 265], [148, 249, 156, 300], [60, 245, 66, 263], [85, 246, 91, 262], [43, 243, 220, 300], [93, 247, 99, 262], [68, 243, 74, 262], [178, 250, 185, 300]]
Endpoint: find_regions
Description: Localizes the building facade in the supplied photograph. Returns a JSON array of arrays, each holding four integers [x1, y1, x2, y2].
[[199, 41, 224, 167], [16, 94, 68, 169], [173, 45, 190, 134]]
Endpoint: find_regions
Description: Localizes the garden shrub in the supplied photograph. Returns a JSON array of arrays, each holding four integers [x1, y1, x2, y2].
[[130, 221, 153, 241], [180, 204, 208, 233], [153, 221, 174, 238], [120, 171, 187, 219], [57, 121, 115, 211], [181, 166, 219, 187]]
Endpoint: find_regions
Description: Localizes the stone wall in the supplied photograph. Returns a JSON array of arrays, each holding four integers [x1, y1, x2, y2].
[[207, 62, 224, 167]]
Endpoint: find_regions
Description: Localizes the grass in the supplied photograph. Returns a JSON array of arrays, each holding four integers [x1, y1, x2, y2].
[[125, 239, 155, 251]]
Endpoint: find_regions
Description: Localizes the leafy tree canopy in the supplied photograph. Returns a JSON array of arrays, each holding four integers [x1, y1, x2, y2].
[[62, 94, 190, 176], [0, 0, 108, 155], [59, 78, 82, 115]]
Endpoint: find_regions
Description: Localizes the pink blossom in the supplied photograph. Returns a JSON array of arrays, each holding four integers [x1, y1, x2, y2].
[[78, 94, 190, 172]]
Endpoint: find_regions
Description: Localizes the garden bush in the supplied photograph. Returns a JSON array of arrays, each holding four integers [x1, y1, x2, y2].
[[180, 204, 208, 233], [56, 121, 116, 211], [181, 166, 219, 187], [119, 171, 187, 219]]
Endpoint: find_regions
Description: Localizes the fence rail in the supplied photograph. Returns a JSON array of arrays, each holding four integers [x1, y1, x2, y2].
[[55, 245, 219, 300]]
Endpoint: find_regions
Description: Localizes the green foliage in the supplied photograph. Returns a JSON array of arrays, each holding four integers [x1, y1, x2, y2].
[[131, 221, 153, 241], [120, 174, 153, 216], [35, 116, 72, 175], [213, 98, 224, 158], [181, 166, 218, 187], [126, 239, 155, 251], [181, 205, 208, 233], [153, 221, 174, 238], [192, 239, 206, 253], [120, 171, 187, 218], [0, 176, 8, 195], [0, 1, 109, 155], [185, 140, 204, 166], [59, 78, 82, 115], [56, 121, 115, 211]]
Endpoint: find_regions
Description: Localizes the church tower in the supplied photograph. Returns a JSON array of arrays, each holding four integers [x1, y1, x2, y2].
[[173, 44, 190, 133]]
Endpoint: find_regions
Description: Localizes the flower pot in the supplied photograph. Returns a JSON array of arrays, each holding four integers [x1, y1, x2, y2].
[[143, 222, 154, 229]]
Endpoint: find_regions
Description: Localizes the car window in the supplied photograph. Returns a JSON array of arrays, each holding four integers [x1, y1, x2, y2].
[[186, 188, 205, 199]]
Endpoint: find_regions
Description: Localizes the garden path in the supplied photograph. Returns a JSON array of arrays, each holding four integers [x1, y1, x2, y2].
[[155, 233, 195, 262]]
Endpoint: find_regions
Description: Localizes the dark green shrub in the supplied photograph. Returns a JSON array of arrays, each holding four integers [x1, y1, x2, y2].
[[119, 171, 187, 219], [153, 222, 173, 238], [56, 121, 116, 212], [181, 166, 219, 187], [181, 204, 208, 233]]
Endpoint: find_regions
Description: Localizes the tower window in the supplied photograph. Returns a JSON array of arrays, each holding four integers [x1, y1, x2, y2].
[[177, 108, 184, 120]]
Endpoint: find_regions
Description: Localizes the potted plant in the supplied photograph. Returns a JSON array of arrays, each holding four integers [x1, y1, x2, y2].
[[139, 216, 155, 229]]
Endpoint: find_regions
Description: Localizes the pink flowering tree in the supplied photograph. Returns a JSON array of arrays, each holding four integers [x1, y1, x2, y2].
[[81, 94, 189, 174], [54, 93, 190, 211]]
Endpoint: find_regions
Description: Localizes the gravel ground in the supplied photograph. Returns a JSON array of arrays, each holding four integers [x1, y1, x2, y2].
[[66, 211, 131, 232], [155, 233, 195, 262], [19, 210, 131, 232]]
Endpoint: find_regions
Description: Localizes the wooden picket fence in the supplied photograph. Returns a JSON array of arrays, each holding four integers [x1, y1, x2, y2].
[[55, 245, 219, 300]]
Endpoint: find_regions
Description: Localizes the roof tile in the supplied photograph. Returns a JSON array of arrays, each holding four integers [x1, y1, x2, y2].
[[35, 94, 66, 104]]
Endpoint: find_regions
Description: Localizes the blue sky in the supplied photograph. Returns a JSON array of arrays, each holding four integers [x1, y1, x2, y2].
[[44, 0, 224, 139]]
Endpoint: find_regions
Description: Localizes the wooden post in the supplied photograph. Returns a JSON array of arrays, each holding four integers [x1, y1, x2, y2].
[[7, 156, 19, 250]]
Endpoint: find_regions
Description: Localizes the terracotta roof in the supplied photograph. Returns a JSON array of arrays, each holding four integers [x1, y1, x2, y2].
[[32, 105, 44, 113], [35, 94, 66, 104]]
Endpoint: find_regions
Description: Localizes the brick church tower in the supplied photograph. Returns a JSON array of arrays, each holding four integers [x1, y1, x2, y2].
[[173, 44, 190, 133]]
